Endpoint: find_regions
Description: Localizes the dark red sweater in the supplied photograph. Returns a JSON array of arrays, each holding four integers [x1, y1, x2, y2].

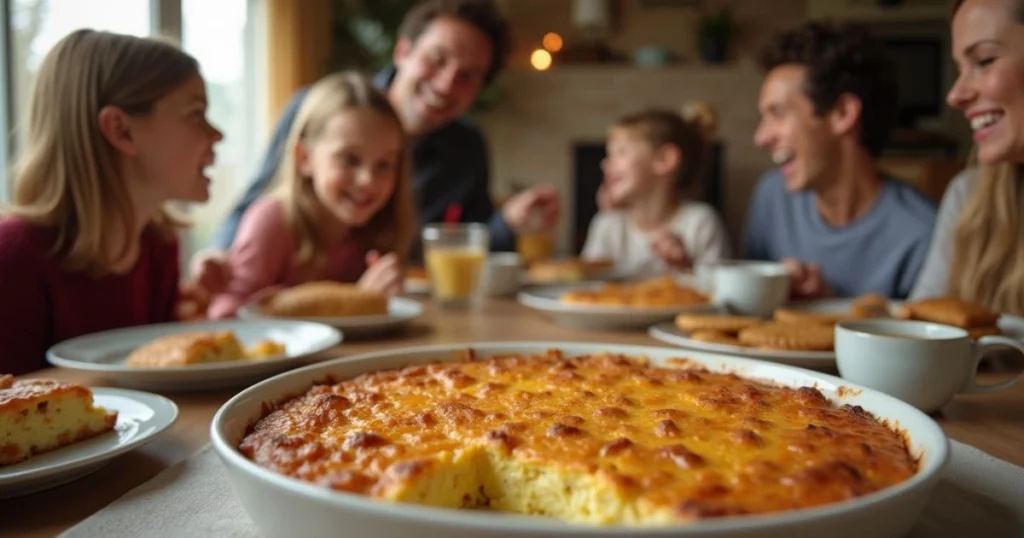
[[0, 217, 180, 375]]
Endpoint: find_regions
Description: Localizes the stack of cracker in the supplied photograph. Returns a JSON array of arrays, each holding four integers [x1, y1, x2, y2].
[[673, 293, 894, 352]]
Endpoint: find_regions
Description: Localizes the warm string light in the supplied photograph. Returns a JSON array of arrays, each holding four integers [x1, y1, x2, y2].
[[530, 49, 553, 71], [542, 32, 563, 53], [531, 31, 562, 71]]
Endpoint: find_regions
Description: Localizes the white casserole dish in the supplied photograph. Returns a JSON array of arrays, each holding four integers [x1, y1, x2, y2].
[[210, 342, 949, 538]]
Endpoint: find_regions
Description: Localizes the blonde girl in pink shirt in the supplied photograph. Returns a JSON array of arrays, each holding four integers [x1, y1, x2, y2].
[[209, 72, 415, 318]]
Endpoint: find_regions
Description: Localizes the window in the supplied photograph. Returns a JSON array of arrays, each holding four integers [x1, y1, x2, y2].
[[180, 0, 266, 260], [0, 1, 11, 204], [2, 0, 267, 266], [9, 0, 153, 153]]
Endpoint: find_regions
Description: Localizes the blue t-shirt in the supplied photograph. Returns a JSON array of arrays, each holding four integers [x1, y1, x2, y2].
[[742, 168, 937, 299]]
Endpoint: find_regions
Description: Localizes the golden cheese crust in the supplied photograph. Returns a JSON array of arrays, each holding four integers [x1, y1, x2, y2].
[[561, 276, 710, 308], [1, 375, 117, 466], [239, 351, 917, 525]]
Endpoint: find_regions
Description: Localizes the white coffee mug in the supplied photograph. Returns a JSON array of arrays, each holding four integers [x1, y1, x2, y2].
[[712, 261, 790, 317], [478, 252, 523, 297], [835, 319, 1024, 413]]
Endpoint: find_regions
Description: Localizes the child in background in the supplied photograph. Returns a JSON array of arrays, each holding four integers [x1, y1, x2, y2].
[[208, 72, 415, 318], [0, 30, 223, 375], [583, 109, 731, 278]]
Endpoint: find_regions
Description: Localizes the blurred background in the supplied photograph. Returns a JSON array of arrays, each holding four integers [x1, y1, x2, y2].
[[0, 0, 965, 264]]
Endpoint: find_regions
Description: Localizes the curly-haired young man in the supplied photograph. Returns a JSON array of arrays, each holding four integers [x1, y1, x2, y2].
[[743, 21, 937, 300]]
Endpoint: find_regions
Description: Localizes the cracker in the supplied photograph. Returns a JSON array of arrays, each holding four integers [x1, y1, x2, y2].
[[738, 322, 834, 351], [675, 314, 763, 334], [967, 326, 1003, 340], [773, 309, 850, 326], [898, 298, 1000, 329], [688, 330, 743, 346], [851, 293, 891, 318]]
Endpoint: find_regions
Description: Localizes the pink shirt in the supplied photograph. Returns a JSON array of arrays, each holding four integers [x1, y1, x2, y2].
[[0, 216, 180, 375], [209, 197, 367, 318]]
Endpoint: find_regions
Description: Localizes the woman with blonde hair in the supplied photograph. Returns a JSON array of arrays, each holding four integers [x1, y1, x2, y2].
[[0, 29, 222, 375], [910, 0, 1024, 314], [207, 71, 415, 319]]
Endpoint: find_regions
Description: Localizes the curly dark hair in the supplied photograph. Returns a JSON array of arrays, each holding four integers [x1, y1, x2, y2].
[[398, 0, 511, 84], [758, 21, 898, 158], [614, 109, 707, 195], [951, 0, 1024, 20]]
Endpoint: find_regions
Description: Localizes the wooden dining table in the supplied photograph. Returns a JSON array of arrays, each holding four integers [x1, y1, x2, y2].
[[5, 298, 1024, 537]]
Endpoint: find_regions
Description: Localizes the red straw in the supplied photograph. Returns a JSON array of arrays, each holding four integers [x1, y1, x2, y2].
[[444, 203, 463, 224]]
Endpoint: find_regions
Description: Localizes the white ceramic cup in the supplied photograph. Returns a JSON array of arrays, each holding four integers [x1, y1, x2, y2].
[[711, 261, 791, 317], [835, 319, 1024, 413], [478, 252, 523, 297]]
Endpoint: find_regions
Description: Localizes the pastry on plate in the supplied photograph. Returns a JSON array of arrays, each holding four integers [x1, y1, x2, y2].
[[261, 281, 388, 318], [561, 276, 709, 308], [894, 297, 1000, 329], [528, 258, 612, 284], [0, 375, 118, 466], [125, 331, 284, 367]]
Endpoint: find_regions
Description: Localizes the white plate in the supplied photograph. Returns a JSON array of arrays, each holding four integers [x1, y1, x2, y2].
[[0, 388, 177, 498], [238, 297, 423, 338], [647, 321, 835, 370], [47, 320, 342, 391], [517, 282, 717, 331], [211, 342, 948, 538]]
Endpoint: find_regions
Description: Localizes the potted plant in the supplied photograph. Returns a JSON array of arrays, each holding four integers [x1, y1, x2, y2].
[[696, 7, 736, 65]]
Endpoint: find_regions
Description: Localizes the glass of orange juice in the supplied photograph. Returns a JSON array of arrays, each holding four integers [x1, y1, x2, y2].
[[515, 208, 553, 266], [422, 223, 489, 307]]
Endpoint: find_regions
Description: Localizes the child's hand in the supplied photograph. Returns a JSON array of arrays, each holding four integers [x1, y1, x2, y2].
[[650, 231, 691, 270], [782, 258, 831, 299], [502, 185, 560, 233], [359, 251, 403, 297], [176, 281, 211, 321], [189, 249, 231, 297]]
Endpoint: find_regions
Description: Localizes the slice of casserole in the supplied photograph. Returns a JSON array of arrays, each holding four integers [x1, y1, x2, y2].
[[0, 375, 118, 467], [125, 331, 247, 367]]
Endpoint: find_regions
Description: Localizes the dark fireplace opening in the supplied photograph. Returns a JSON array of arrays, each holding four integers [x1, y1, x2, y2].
[[571, 141, 725, 254]]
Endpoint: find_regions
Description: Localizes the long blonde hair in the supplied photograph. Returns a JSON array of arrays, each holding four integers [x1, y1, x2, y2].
[[948, 161, 1024, 314], [5, 29, 197, 275], [946, 0, 1024, 313], [271, 71, 415, 272]]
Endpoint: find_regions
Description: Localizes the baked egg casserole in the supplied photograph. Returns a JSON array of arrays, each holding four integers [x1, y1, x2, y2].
[[238, 350, 917, 525]]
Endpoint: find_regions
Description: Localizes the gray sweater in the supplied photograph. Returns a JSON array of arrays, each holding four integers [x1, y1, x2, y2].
[[908, 168, 976, 300]]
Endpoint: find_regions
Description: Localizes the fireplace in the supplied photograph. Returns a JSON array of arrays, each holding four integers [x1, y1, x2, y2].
[[571, 141, 725, 253]]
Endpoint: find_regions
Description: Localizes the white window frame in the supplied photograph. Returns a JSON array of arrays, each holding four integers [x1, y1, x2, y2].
[[152, 0, 180, 41], [0, 0, 13, 204]]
